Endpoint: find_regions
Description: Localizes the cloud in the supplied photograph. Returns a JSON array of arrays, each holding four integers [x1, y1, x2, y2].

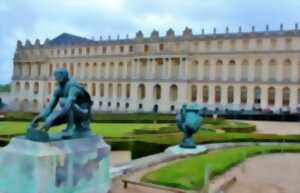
[[0, 0, 300, 84]]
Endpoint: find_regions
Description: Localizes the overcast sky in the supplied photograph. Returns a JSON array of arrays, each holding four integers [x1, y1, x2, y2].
[[1, 0, 300, 84]]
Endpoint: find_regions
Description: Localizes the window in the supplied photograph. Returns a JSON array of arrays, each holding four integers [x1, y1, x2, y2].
[[144, 44, 149, 52], [102, 47, 107, 54], [159, 44, 164, 51], [129, 45, 133, 52], [268, 87, 275, 105], [120, 46, 124, 53], [86, 47, 90, 55]]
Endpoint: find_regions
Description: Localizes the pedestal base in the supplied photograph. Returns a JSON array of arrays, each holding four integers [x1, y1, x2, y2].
[[0, 136, 111, 193], [165, 145, 208, 155]]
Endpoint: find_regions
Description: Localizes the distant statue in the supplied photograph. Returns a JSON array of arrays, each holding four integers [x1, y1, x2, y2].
[[27, 67, 93, 142], [176, 103, 203, 148]]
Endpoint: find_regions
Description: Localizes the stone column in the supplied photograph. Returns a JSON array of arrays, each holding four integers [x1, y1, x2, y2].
[[208, 84, 215, 108], [260, 85, 268, 109], [235, 59, 242, 81], [262, 59, 269, 82], [291, 60, 298, 82], [223, 60, 228, 81], [221, 84, 228, 107], [277, 60, 283, 82], [198, 84, 203, 103], [210, 59, 216, 81], [247, 85, 254, 109], [234, 85, 241, 108], [275, 86, 282, 111], [165, 58, 171, 80]]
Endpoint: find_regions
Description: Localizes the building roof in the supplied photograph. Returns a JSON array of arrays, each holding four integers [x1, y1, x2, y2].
[[47, 33, 96, 46]]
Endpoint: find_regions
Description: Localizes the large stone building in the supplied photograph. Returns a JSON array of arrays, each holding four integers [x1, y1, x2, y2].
[[10, 24, 300, 113]]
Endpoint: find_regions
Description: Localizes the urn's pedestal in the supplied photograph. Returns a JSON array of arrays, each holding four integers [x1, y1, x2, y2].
[[0, 136, 111, 193]]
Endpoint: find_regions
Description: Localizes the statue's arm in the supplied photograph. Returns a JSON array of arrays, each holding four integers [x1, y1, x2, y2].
[[57, 87, 80, 115], [31, 88, 60, 126], [40, 88, 60, 118]]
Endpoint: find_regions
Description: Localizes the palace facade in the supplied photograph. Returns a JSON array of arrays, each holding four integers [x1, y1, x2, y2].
[[10, 25, 300, 113]]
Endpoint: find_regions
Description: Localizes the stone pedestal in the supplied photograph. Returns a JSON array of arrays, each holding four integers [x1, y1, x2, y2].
[[0, 136, 111, 193], [165, 145, 207, 155]]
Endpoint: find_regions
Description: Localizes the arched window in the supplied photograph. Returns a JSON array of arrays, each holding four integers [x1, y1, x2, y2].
[[92, 83, 96, 96], [25, 82, 30, 92], [108, 83, 113, 97], [228, 60, 236, 81], [34, 82, 39, 95], [109, 62, 114, 78], [215, 60, 223, 80], [170, 85, 178, 102], [203, 85, 209, 103], [191, 85, 197, 102], [15, 82, 20, 93], [118, 62, 124, 78], [269, 59, 277, 81], [153, 84, 161, 100], [117, 84, 122, 98], [99, 83, 104, 97], [227, 86, 234, 104], [21, 99, 29, 112], [92, 62, 97, 79], [241, 86, 247, 104], [215, 86, 221, 103], [138, 84, 145, 99], [241, 60, 249, 81], [203, 60, 210, 80], [283, 59, 291, 82], [126, 84, 131, 98], [32, 99, 38, 112], [282, 87, 290, 106], [254, 86, 261, 104], [268, 87, 275, 105]]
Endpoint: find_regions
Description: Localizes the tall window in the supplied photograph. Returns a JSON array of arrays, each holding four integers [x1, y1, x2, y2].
[[227, 86, 234, 104], [170, 85, 178, 101], [241, 86, 247, 104], [282, 87, 290, 106], [138, 84, 145, 99], [154, 84, 161, 100], [191, 85, 197, 102], [215, 86, 221, 103], [269, 59, 277, 81], [254, 87, 261, 104], [268, 87, 275, 105], [203, 85, 209, 103], [283, 59, 291, 82], [228, 60, 236, 81]]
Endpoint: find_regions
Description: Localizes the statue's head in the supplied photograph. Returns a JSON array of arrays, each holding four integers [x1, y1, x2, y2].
[[54, 67, 69, 83]]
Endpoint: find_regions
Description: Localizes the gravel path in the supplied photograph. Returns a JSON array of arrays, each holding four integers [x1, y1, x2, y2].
[[210, 153, 300, 193]]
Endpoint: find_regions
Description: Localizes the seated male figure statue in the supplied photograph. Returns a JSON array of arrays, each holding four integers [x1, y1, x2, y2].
[[27, 67, 93, 141]]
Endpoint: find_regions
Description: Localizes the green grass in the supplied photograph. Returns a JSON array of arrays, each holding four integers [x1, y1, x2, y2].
[[142, 145, 300, 190], [0, 121, 169, 137], [0, 84, 10, 92]]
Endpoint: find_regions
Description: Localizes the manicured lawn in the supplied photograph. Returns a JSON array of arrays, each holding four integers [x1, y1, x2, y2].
[[142, 145, 300, 190], [0, 121, 169, 137]]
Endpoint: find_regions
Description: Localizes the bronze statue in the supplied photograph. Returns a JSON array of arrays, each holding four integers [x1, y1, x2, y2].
[[27, 67, 93, 141]]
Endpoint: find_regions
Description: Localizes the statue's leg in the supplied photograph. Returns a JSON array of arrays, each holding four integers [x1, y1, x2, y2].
[[72, 103, 92, 137]]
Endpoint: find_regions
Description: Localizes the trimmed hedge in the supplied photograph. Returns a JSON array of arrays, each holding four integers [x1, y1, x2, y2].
[[142, 145, 300, 190]]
